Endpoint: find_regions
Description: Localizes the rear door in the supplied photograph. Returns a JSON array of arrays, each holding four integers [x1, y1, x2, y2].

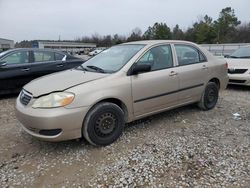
[[29, 50, 58, 80], [0, 50, 32, 92], [174, 44, 209, 103], [54, 52, 68, 70], [131, 44, 179, 117], [64, 54, 85, 70]]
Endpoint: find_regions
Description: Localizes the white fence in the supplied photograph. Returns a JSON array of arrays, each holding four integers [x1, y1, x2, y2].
[[200, 43, 250, 56]]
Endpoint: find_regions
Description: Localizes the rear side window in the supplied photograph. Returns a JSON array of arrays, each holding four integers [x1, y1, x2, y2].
[[175, 45, 206, 66], [137, 45, 173, 71], [55, 53, 65, 60], [66, 55, 77, 60], [1, 51, 29, 65], [34, 51, 55, 62]]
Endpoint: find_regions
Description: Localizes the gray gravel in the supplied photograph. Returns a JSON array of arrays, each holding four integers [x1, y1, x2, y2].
[[0, 86, 250, 187]]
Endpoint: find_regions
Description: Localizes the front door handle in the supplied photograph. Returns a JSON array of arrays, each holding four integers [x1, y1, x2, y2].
[[202, 65, 208, 70], [21, 68, 30, 71], [169, 71, 178, 76]]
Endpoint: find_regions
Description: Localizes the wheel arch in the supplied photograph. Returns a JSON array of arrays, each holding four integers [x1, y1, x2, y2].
[[86, 98, 129, 122], [208, 78, 220, 89]]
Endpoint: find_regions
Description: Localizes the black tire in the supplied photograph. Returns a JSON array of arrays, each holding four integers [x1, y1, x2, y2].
[[198, 82, 219, 110], [83, 102, 125, 146]]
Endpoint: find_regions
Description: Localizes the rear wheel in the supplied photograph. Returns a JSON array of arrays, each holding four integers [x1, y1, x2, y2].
[[198, 82, 219, 110], [83, 102, 125, 146]]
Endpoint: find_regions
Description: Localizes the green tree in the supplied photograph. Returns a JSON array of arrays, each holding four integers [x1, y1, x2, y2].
[[185, 15, 217, 43], [112, 34, 126, 45], [172, 24, 184, 40], [143, 22, 172, 40], [214, 7, 241, 43], [127, 27, 142, 42], [232, 22, 250, 43], [185, 27, 196, 42], [154, 23, 172, 39], [143, 26, 154, 40], [195, 15, 217, 43]]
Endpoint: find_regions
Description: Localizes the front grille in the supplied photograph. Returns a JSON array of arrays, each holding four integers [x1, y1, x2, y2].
[[229, 79, 246, 83], [20, 90, 32, 105], [228, 69, 248, 74]]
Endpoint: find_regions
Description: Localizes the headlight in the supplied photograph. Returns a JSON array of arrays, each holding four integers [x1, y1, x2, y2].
[[32, 92, 74, 108]]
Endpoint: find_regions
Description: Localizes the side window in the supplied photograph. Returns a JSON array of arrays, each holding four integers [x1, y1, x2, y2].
[[137, 45, 173, 71], [2, 51, 29, 65], [199, 52, 206, 62], [55, 53, 65, 61], [34, 51, 55, 62], [175, 45, 206, 66]]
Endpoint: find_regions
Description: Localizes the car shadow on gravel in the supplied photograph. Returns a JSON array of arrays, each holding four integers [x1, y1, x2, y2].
[[126, 104, 199, 129], [0, 93, 18, 100], [227, 84, 250, 91]]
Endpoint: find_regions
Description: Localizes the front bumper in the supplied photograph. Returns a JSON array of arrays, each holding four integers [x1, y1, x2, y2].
[[228, 74, 250, 86], [15, 95, 89, 142]]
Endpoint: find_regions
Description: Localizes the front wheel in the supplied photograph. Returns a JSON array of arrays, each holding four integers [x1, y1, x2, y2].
[[198, 82, 219, 110], [83, 102, 125, 146]]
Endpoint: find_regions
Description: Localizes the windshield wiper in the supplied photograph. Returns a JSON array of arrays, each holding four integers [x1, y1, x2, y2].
[[86, 65, 105, 73], [229, 55, 240, 58], [240, 56, 250, 58], [229, 55, 250, 59], [75, 65, 88, 72]]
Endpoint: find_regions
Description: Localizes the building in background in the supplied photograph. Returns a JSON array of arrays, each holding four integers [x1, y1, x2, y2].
[[32, 40, 96, 54], [0, 38, 14, 52]]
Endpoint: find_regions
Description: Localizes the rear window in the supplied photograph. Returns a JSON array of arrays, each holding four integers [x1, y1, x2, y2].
[[34, 51, 55, 62], [175, 44, 206, 66], [55, 53, 65, 60]]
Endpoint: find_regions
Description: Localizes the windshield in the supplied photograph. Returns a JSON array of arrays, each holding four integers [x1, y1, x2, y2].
[[79, 44, 145, 73], [0, 51, 9, 59], [230, 46, 250, 58]]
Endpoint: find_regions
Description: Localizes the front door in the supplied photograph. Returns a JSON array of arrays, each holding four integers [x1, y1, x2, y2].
[[0, 50, 31, 92], [131, 45, 179, 117]]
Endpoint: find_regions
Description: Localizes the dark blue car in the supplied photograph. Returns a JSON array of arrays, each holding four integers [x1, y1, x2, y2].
[[0, 48, 85, 95]]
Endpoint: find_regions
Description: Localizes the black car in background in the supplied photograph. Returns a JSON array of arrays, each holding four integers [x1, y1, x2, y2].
[[0, 48, 85, 95]]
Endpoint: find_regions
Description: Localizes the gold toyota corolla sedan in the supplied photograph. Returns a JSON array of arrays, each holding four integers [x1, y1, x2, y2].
[[16, 40, 228, 146]]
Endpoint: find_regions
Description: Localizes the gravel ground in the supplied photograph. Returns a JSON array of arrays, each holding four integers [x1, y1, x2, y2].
[[0, 86, 249, 187]]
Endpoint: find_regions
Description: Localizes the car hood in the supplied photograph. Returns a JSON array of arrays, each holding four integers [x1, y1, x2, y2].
[[226, 58, 250, 68], [24, 69, 108, 97]]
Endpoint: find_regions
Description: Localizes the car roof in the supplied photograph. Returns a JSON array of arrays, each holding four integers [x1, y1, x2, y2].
[[122, 40, 198, 46], [4, 48, 66, 54]]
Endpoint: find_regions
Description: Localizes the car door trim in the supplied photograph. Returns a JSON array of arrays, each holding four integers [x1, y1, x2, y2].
[[134, 83, 204, 103]]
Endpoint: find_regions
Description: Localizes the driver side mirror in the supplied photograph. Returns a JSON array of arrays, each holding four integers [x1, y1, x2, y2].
[[129, 64, 151, 75], [0, 61, 7, 67]]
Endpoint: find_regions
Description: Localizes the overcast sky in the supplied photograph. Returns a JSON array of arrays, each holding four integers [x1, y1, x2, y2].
[[0, 0, 249, 42]]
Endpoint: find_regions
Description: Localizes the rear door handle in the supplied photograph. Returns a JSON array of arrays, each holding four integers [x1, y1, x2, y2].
[[169, 71, 178, 76], [56, 64, 64, 67], [21, 68, 30, 71]]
